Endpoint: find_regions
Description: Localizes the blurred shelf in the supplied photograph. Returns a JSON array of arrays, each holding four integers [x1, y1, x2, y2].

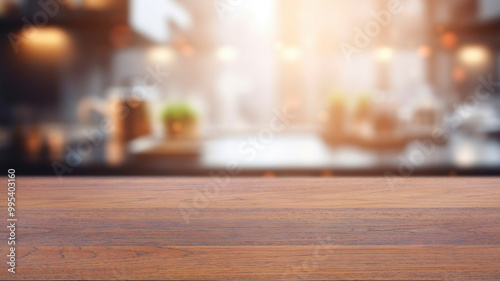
[[442, 18, 500, 35]]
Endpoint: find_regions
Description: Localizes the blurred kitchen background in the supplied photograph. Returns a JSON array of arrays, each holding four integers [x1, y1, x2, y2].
[[1, 0, 500, 176]]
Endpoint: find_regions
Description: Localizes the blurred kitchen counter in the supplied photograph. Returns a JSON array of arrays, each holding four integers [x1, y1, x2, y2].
[[5, 132, 500, 176], [123, 132, 500, 176]]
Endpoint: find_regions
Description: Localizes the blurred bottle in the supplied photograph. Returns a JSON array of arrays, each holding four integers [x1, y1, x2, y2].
[[353, 94, 374, 139], [325, 90, 346, 142], [77, 86, 152, 165]]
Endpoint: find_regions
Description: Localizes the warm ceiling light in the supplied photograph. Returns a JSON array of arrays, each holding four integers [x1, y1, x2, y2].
[[457, 45, 489, 67], [282, 47, 301, 61], [375, 47, 393, 61], [148, 46, 176, 64], [441, 32, 457, 50], [22, 27, 70, 61], [20, 27, 71, 63], [23, 27, 68, 49], [452, 67, 467, 83], [217, 46, 237, 62], [418, 45, 432, 57], [84, 0, 115, 10]]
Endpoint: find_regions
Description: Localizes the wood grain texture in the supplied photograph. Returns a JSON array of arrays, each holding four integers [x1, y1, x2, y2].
[[2, 177, 500, 280]]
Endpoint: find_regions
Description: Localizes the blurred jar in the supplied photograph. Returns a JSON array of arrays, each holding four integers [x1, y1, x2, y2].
[[77, 87, 153, 166], [324, 91, 346, 141], [412, 100, 438, 128], [44, 125, 66, 161], [373, 106, 398, 136], [26, 127, 43, 161]]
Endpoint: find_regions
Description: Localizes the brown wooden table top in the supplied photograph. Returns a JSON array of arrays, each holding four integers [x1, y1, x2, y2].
[[2, 177, 499, 280]]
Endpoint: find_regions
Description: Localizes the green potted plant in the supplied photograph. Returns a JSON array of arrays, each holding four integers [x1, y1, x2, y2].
[[161, 103, 198, 140]]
